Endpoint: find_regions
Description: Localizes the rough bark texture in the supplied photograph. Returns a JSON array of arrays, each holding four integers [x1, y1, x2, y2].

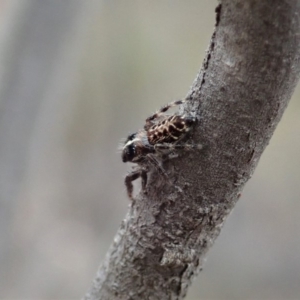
[[84, 1, 300, 299]]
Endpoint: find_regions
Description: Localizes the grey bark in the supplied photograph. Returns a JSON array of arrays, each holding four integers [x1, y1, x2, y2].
[[84, 1, 300, 299]]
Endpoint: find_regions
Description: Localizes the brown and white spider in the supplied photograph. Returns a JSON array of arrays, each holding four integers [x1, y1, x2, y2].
[[121, 99, 199, 199]]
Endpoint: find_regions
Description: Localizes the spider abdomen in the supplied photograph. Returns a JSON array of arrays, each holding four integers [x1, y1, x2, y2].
[[147, 115, 194, 145]]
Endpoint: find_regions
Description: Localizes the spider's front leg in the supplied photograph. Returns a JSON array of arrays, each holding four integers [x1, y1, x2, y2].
[[125, 169, 148, 200]]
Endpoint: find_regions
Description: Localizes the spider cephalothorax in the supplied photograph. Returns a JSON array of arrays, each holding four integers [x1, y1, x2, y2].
[[121, 99, 198, 199], [121, 132, 154, 163]]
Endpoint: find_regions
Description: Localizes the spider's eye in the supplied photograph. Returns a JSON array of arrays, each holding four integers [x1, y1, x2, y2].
[[122, 143, 136, 162], [127, 133, 136, 141]]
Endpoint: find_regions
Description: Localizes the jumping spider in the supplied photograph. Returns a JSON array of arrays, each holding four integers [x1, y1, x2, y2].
[[121, 99, 199, 199]]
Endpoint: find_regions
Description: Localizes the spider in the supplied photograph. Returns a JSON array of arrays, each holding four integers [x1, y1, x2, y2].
[[121, 99, 199, 199]]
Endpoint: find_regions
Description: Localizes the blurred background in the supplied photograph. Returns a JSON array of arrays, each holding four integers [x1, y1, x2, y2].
[[0, 0, 299, 299]]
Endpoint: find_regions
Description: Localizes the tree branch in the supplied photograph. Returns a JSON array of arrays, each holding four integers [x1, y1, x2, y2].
[[84, 1, 300, 299]]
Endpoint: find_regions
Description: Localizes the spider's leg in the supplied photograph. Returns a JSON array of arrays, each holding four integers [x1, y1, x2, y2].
[[155, 143, 203, 153], [146, 153, 185, 195], [125, 169, 141, 200], [144, 99, 185, 130], [146, 153, 169, 181], [141, 169, 148, 192], [153, 142, 202, 160]]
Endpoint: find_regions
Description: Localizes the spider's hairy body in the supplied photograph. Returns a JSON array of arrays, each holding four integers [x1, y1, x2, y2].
[[147, 115, 195, 145], [121, 98, 198, 199]]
